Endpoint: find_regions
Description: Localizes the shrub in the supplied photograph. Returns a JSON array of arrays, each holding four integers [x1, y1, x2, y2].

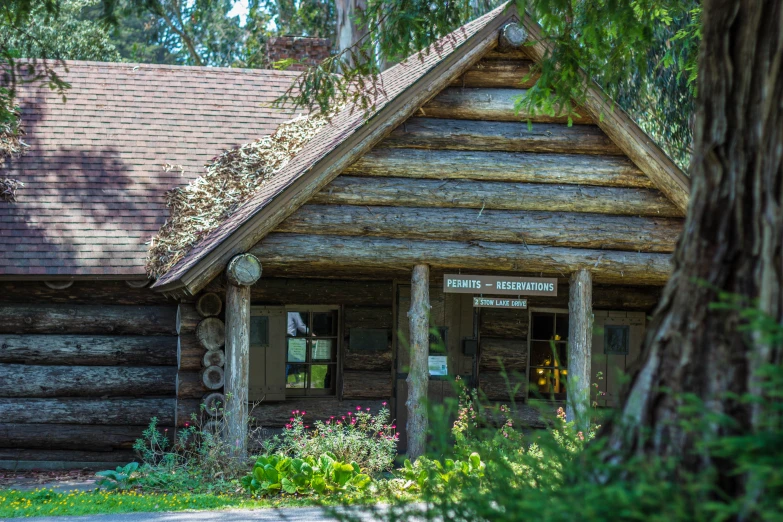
[[266, 404, 398, 475], [95, 462, 139, 491], [241, 452, 371, 497]]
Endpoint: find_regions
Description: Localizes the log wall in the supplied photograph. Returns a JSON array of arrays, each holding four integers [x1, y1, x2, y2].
[[0, 281, 178, 466], [259, 51, 685, 282], [196, 278, 395, 428]]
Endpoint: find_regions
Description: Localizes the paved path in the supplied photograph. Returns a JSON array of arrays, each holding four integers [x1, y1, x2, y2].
[[7, 505, 425, 522]]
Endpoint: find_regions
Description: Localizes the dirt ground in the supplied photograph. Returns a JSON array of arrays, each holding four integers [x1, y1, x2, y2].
[[0, 469, 99, 492]]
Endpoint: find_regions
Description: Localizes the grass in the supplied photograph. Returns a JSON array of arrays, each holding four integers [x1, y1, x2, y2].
[[0, 488, 313, 518]]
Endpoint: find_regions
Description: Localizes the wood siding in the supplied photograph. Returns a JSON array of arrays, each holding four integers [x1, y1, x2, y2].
[[260, 52, 684, 282], [0, 282, 178, 464]]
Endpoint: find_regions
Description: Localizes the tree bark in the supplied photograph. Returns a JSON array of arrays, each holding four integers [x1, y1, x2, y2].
[[384, 118, 613, 154], [200, 365, 225, 390], [567, 269, 592, 431], [344, 147, 652, 188], [406, 264, 430, 461], [603, 0, 783, 509], [196, 292, 223, 317], [280, 204, 682, 252], [196, 317, 226, 351], [336, 0, 368, 68], [314, 176, 681, 217]]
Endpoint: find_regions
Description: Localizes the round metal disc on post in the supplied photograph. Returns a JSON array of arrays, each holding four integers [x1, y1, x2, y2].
[[226, 254, 262, 287], [497, 22, 528, 53]]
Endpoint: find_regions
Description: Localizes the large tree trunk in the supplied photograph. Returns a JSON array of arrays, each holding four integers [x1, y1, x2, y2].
[[406, 264, 430, 461], [604, 0, 783, 508]]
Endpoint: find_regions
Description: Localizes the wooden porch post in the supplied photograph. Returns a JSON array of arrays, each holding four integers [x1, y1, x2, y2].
[[224, 253, 262, 460], [567, 269, 592, 432], [406, 264, 430, 461]]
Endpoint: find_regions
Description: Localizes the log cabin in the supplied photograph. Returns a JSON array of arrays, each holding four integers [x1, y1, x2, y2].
[[0, 4, 688, 467]]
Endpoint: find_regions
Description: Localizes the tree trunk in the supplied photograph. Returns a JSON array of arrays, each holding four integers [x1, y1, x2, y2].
[[567, 269, 592, 432], [406, 264, 430, 461], [336, 0, 368, 68], [603, 0, 783, 510]]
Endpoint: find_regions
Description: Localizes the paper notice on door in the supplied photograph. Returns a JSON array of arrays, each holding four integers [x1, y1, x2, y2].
[[428, 355, 448, 376]]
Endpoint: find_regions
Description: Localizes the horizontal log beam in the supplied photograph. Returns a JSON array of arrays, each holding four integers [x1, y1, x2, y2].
[[250, 399, 386, 428], [344, 306, 394, 330], [204, 278, 394, 307], [479, 338, 527, 372], [343, 350, 393, 372], [0, 335, 177, 366], [280, 205, 681, 252], [342, 371, 393, 399], [479, 371, 526, 401], [251, 234, 673, 285], [0, 449, 137, 463], [384, 118, 618, 155], [177, 370, 208, 399], [0, 398, 175, 425], [0, 424, 152, 450], [450, 60, 538, 88], [420, 88, 593, 124], [312, 177, 683, 217], [0, 304, 177, 335], [178, 335, 205, 371], [344, 148, 653, 188], [0, 281, 171, 306], [0, 364, 176, 398]]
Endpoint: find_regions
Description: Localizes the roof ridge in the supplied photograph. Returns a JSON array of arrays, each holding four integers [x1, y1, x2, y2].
[[34, 59, 303, 76]]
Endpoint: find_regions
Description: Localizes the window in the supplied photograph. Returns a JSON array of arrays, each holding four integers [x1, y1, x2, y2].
[[528, 311, 568, 401], [285, 309, 339, 396], [249, 306, 340, 401]]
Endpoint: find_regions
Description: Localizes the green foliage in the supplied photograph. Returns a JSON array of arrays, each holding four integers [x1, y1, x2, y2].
[[266, 405, 398, 474], [95, 462, 140, 491], [397, 452, 485, 495], [241, 452, 372, 497]]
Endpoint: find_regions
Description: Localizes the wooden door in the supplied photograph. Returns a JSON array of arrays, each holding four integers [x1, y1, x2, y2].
[[393, 284, 474, 452]]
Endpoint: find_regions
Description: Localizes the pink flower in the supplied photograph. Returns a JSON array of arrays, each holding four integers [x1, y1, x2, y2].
[[184, 422, 190, 427], [336, 421, 341, 425], [382, 402, 387, 406], [577, 431, 584, 441], [366, 408, 370, 412], [356, 406, 361, 411], [330, 416, 335, 419], [305, 425, 310, 429], [391, 424, 396, 429], [326, 420, 331, 425], [290, 417, 294, 422], [292, 410, 296, 414], [342, 416, 346, 420], [301, 411, 306, 415]]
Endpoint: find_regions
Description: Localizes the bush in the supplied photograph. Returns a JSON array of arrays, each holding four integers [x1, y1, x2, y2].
[[241, 452, 371, 497], [266, 404, 398, 475]]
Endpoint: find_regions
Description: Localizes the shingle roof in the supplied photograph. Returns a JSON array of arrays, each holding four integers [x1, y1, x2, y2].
[[0, 61, 300, 277], [153, 3, 515, 293]]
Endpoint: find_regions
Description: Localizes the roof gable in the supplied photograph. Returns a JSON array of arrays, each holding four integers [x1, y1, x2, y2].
[[153, 5, 689, 296], [152, 3, 518, 296]]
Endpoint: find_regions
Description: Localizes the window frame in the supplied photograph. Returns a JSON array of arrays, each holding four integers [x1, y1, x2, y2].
[[250, 304, 342, 399]]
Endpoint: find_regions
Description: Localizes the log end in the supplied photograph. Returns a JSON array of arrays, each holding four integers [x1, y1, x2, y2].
[[497, 23, 528, 53], [227, 254, 262, 287]]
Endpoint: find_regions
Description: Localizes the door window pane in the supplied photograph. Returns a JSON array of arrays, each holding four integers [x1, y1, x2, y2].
[[555, 315, 570, 341], [310, 365, 334, 389], [287, 338, 307, 362], [530, 341, 556, 367], [531, 313, 555, 340], [250, 316, 268, 346], [287, 311, 310, 337], [286, 364, 307, 388], [312, 311, 337, 336], [311, 339, 335, 361]]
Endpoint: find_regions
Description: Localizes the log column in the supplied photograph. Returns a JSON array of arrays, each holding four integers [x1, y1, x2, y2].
[[406, 264, 430, 461], [567, 269, 592, 432], [224, 253, 262, 460]]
